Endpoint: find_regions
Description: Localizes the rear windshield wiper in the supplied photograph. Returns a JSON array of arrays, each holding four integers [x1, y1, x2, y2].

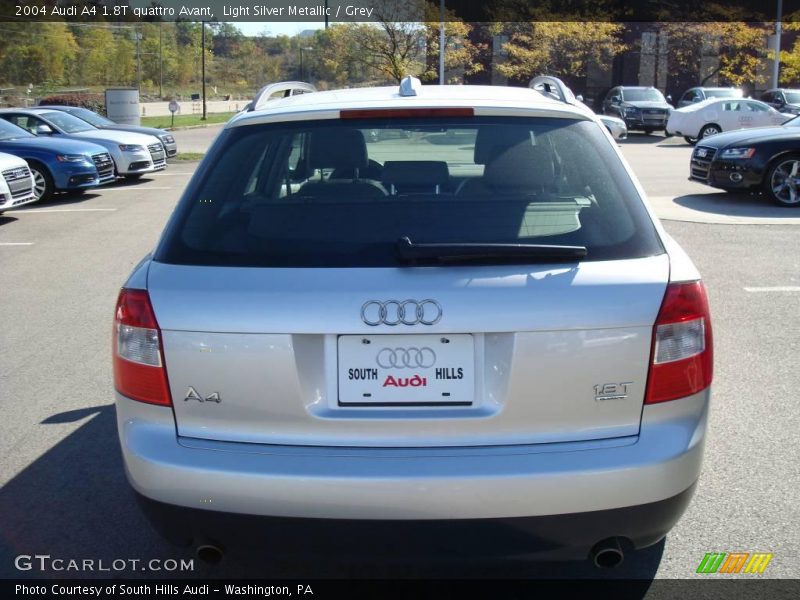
[[395, 236, 587, 265]]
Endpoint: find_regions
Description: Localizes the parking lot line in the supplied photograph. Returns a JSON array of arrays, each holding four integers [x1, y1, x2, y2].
[[744, 286, 800, 292], [0, 242, 34, 246], [98, 187, 174, 191], [13, 208, 118, 213]]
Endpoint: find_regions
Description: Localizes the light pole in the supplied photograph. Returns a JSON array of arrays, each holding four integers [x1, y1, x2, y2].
[[132, 29, 142, 92], [300, 46, 314, 81], [772, 0, 783, 89], [159, 23, 163, 99], [439, 0, 445, 84], [201, 21, 207, 120]]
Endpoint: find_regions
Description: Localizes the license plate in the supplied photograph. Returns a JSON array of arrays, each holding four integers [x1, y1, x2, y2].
[[338, 334, 474, 406]]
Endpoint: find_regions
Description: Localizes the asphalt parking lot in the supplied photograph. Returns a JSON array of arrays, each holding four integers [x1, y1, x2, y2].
[[1, 127, 798, 582]]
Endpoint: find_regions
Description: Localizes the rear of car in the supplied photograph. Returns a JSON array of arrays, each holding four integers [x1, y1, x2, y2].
[[114, 82, 712, 563], [0, 152, 36, 211]]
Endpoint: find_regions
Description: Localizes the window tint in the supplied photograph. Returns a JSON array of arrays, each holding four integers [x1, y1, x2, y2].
[[704, 89, 739, 99], [39, 111, 94, 133], [620, 88, 665, 102], [784, 91, 800, 104], [745, 102, 769, 112], [0, 118, 33, 140], [156, 117, 663, 268]]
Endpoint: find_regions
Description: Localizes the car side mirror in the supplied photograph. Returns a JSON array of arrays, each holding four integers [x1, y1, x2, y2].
[[610, 96, 620, 104], [666, 94, 673, 104], [776, 98, 785, 106], [34, 125, 53, 135], [575, 94, 584, 103], [692, 97, 701, 103]]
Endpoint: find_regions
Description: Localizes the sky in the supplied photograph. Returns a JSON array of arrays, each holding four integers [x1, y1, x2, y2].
[[235, 22, 325, 37]]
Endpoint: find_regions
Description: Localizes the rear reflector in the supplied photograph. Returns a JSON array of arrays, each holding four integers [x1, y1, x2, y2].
[[645, 281, 713, 404], [113, 289, 172, 406], [340, 108, 474, 119]]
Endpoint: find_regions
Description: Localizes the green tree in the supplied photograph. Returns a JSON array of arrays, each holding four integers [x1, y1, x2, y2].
[[493, 21, 626, 84]]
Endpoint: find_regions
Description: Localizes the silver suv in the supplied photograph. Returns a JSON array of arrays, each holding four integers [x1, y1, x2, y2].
[[113, 77, 713, 567]]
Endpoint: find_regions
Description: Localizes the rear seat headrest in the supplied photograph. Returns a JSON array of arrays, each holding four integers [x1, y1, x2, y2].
[[483, 143, 555, 190], [382, 161, 449, 188], [308, 129, 368, 170], [474, 125, 534, 164]]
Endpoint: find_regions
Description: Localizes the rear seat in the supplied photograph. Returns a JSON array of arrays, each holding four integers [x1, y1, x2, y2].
[[298, 129, 386, 199], [382, 161, 449, 195]]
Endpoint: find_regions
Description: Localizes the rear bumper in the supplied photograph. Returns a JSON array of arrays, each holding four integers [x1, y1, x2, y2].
[[134, 483, 696, 560], [117, 389, 709, 522]]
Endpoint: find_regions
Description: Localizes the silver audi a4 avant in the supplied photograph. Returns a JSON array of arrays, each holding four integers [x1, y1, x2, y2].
[[114, 77, 713, 567]]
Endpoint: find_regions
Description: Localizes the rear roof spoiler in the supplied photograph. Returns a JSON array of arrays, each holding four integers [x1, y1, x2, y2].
[[249, 81, 317, 112]]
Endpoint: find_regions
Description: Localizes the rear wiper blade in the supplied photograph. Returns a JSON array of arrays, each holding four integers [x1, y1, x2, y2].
[[396, 237, 587, 264]]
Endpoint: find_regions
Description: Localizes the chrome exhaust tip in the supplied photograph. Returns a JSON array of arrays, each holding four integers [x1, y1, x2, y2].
[[196, 543, 224, 565], [591, 537, 625, 568]]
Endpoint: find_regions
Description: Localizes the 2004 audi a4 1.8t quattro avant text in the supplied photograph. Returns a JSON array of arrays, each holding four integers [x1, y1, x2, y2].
[[113, 77, 713, 567]]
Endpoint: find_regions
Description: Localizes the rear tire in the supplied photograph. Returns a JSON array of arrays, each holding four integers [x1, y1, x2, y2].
[[699, 124, 721, 140], [765, 154, 800, 207], [29, 162, 54, 202], [684, 136, 698, 145]]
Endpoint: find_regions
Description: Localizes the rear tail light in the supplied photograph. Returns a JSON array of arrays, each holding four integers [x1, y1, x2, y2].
[[645, 281, 713, 404], [113, 288, 172, 406]]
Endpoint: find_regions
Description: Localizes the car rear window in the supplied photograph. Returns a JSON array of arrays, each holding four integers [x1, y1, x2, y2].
[[156, 116, 663, 267]]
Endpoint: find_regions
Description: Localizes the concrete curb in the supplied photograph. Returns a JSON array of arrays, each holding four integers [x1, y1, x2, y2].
[[164, 123, 228, 132]]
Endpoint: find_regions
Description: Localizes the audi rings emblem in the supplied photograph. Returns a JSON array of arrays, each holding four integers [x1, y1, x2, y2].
[[361, 299, 442, 326], [376, 347, 437, 369]]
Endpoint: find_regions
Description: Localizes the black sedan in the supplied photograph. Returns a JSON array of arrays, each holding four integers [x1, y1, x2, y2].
[[689, 117, 800, 206]]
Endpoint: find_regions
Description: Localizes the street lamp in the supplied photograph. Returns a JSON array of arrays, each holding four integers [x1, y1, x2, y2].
[[772, 0, 784, 89], [300, 46, 314, 81]]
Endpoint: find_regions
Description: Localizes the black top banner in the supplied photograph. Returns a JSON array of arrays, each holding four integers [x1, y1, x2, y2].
[[1, 0, 800, 23]]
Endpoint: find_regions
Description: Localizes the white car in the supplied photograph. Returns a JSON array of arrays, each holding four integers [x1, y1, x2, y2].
[[599, 115, 627, 140], [666, 98, 793, 144], [0, 152, 36, 212], [0, 108, 167, 179]]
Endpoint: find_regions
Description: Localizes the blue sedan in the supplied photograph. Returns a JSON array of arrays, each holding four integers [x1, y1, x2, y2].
[[0, 118, 115, 201]]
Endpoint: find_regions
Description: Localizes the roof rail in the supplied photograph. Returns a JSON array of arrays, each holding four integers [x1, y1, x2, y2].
[[249, 81, 317, 112], [529, 76, 577, 106]]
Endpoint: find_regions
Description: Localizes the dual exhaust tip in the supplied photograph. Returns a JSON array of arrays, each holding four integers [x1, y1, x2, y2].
[[195, 538, 626, 569]]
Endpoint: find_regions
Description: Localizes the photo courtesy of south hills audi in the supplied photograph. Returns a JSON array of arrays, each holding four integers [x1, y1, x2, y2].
[[0, 0, 798, 596]]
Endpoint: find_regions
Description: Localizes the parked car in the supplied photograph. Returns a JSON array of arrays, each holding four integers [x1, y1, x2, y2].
[[676, 87, 742, 108], [760, 88, 800, 116], [114, 77, 712, 567], [39, 105, 178, 157], [528, 77, 627, 141], [666, 98, 793, 144], [0, 117, 114, 201], [0, 108, 166, 179], [598, 115, 628, 140], [0, 151, 36, 212], [689, 115, 800, 206], [601, 86, 672, 134]]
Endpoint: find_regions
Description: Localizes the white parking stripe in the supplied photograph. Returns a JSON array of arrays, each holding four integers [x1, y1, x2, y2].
[[98, 187, 174, 191], [0, 242, 34, 246], [14, 208, 117, 214], [744, 287, 800, 292]]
